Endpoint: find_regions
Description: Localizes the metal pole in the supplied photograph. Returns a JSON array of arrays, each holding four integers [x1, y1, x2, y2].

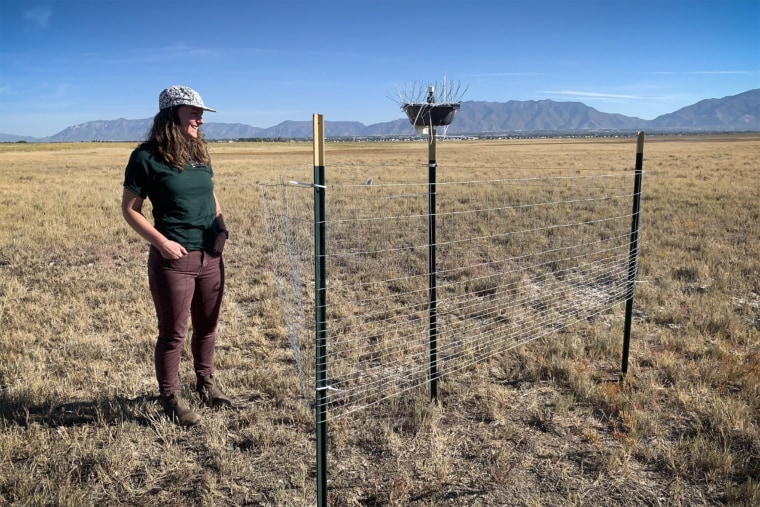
[[313, 114, 328, 507], [428, 126, 439, 402], [621, 131, 644, 379]]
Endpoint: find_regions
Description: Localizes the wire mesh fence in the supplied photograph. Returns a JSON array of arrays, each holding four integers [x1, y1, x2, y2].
[[261, 163, 637, 420]]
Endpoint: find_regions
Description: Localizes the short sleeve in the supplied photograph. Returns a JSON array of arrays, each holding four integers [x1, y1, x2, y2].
[[123, 148, 152, 199]]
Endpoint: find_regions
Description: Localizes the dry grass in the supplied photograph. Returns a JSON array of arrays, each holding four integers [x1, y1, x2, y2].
[[1, 135, 759, 506]]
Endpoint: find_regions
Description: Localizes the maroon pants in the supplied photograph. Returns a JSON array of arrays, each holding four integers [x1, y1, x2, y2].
[[148, 246, 225, 396]]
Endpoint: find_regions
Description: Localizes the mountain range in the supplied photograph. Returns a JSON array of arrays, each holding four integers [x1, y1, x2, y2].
[[3, 89, 758, 143]]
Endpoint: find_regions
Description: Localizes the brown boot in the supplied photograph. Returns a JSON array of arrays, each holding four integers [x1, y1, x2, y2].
[[196, 375, 232, 409], [160, 393, 201, 427]]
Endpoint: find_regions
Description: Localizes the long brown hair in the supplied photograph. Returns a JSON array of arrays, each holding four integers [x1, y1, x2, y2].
[[142, 107, 211, 171]]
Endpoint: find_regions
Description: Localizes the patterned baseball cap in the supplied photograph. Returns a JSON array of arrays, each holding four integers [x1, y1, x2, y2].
[[158, 85, 217, 112]]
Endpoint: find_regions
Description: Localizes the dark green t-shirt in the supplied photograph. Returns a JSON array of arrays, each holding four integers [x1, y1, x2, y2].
[[123, 146, 218, 251]]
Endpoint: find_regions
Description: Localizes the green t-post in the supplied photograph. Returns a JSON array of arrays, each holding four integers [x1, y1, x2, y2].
[[313, 114, 327, 507], [621, 132, 645, 378], [428, 127, 439, 401]]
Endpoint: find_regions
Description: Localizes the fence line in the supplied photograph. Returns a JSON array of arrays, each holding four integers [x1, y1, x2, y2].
[[261, 163, 640, 419]]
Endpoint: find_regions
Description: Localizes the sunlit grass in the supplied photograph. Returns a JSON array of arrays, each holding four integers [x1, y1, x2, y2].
[[1, 136, 758, 506]]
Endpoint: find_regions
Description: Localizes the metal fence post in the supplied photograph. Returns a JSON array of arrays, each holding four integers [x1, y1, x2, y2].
[[428, 127, 439, 402], [621, 131, 645, 378], [313, 114, 328, 507]]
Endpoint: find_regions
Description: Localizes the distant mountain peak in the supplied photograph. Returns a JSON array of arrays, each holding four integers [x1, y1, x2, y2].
[[2, 89, 757, 143]]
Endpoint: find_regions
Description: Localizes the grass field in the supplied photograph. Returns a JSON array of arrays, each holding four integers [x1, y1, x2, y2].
[[1, 135, 758, 506]]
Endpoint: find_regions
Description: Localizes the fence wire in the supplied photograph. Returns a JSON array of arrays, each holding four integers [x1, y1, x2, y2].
[[261, 165, 637, 419]]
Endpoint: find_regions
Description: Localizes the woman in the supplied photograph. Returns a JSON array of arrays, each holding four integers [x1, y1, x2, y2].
[[122, 85, 231, 426]]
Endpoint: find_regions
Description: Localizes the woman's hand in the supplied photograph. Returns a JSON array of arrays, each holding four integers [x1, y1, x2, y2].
[[158, 239, 188, 259], [122, 189, 188, 259]]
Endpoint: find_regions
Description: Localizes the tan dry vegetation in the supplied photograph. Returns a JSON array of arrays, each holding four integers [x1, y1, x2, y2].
[[1, 135, 759, 506]]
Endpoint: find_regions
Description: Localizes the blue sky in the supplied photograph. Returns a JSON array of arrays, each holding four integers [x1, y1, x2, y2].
[[1, 0, 758, 137]]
